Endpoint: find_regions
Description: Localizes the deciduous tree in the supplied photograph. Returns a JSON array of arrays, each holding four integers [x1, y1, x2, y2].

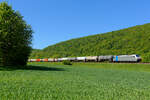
[[0, 2, 33, 66]]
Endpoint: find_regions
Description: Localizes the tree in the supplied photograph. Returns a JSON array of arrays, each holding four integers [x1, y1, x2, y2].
[[0, 2, 33, 66]]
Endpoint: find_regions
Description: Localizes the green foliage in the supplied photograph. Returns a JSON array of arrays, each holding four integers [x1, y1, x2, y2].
[[62, 60, 72, 65], [142, 52, 150, 62], [30, 23, 150, 62], [0, 2, 33, 66], [0, 51, 2, 65]]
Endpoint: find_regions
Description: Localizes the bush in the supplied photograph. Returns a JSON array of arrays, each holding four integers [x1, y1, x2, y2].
[[142, 54, 150, 63], [62, 60, 72, 65]]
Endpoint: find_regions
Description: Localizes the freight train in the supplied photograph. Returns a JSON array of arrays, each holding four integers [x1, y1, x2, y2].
[[28, 54, 142, 63]]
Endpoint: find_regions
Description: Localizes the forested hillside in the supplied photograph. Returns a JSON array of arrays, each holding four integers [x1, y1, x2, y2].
[[30, 23, 150, 62]]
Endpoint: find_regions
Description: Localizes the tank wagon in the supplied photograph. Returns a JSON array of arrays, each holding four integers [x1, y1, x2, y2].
[[28, 54, 141, 63], [48, 58, 55, 62], [67, 57, 77, 62], [54, 58, 58, 62], [76, 57, 86, 62], [86, 56, 98, 62], [57, 58, 63, 62], [28, 59, 35, 62], [42, 59, 48, 62]]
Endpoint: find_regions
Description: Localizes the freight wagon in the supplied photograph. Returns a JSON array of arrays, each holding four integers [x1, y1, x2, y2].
[[48, 58, 55, 62], [76, 57, 86, 62], [86, 56, 98, 62], [67, 57, 77, 62], [98, 56, 113, 62]]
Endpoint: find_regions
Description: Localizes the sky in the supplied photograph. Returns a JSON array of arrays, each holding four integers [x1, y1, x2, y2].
[[1, 0, 150, 49]]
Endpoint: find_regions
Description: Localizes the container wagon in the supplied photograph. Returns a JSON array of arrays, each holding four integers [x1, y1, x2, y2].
[[98, 56, 113, 62]]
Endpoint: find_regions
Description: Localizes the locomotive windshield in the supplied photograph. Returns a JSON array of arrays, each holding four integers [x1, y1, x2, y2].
[[136, 55, 140, 57]]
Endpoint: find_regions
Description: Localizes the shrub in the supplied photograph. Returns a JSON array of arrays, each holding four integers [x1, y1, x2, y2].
[[62, 60, 72, 65]]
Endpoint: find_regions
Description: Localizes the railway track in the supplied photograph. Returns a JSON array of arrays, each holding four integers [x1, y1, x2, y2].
[[107, 62, 150, 64], [29, 61, 150, 64]]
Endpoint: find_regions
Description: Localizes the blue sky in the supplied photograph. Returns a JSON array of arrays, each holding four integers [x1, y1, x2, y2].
[[1, 0, 150, 49]]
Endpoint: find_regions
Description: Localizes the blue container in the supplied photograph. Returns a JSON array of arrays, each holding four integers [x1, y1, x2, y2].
[[116, 56, 118, 62]]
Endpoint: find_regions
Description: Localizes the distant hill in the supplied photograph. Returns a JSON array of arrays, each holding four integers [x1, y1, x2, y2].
[[30, 23, 150, 62]]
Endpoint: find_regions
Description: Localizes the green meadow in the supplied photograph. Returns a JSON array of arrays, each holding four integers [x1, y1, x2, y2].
[[0, 62, 150, 100]]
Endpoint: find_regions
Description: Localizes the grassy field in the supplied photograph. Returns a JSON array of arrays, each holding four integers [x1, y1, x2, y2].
[[0, 62, 150, 100]]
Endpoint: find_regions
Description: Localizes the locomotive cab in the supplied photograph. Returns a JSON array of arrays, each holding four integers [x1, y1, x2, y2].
[[132, 54, 142, 62], [113, 54, 142, 62]]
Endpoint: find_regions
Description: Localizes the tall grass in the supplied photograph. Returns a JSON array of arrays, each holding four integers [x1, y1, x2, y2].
[[0, 62, 150, 99]]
